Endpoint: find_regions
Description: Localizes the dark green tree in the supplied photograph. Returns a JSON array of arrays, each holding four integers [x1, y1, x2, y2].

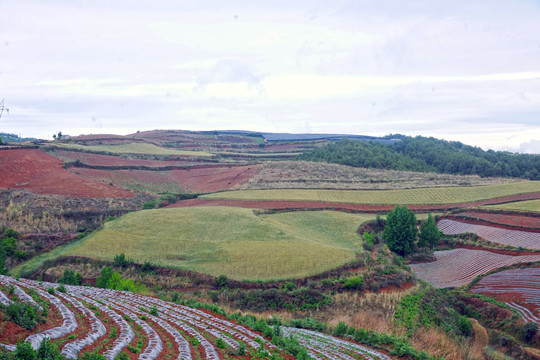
[[418, 214, 441, 249], [383, 205, 417, 256], [0, 246, 8, 275]]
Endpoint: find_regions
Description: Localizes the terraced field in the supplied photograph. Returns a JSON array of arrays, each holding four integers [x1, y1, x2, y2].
[[202, 181, 540, 205], [470, 268, 540, 324], [437, 219, 540, 250], [64, 207, 373, 280], [482, 199, 540, 213], [53, 143, 213, 157], [0, 276, 394, 359], [409, 248, 540, 288]]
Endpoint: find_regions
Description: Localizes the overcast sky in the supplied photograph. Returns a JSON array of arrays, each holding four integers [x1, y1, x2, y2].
[[1, 0, 540, 153]]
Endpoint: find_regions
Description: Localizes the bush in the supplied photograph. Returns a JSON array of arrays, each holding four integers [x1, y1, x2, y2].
[[14, 341, 36, 360], [79, 352, 107, 360], [213, 275, 229, 288], [57, 285, 66, 293], [1, 237, 17, 256], [216, 337, 226, 348], [37, 338, 63, 360], [113, 253, 133, 268], [58, 269, 82, 285], [343, 276, 364, 290], [47, 287, 55, 295], [523, 322, 538, 342], [1, 302, 43, 330], [142, 201, 156, 210]]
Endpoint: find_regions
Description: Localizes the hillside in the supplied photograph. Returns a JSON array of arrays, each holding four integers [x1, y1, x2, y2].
[[298, 135, 540, 179]]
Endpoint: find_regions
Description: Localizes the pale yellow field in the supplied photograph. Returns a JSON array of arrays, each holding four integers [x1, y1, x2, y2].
[[481, 199, 540, 213], [202, 181, 540, 205], [65, 207, 374, 280], [55, 142, 213, 156]]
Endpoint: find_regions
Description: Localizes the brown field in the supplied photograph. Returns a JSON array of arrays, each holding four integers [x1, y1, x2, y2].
[[0, 149, 133, 198], [236, 161, 520, 190], [50, 150, 194, 167], [168, 192, 540, 212], [72, 164, 261, 193], [449, 211, 540, 230]]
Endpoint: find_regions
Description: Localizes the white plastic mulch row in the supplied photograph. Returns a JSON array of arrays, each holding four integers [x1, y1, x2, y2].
[[437, 219, 540, 250], [9, 278, 78, 350], [410, 248, 540, 288], [0, 278, 43, 311], [506, 302, 540, 325], [470, 267, 540, 324], [282, 327, 393, 360]]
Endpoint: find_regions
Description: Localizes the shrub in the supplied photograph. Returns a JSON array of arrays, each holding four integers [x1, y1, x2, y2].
[[47, 287, 55, 295], [36, 338, 62, 360], [3, 228, 19, 240], [113, 253, 133, 268], [523, 322, 538, 342], [1, 302, 42, 330], [142, 201, 156, 210], [141, 261, 154, 272], [79, 352, 107, 360], [115, 352, 129, 360], [57, 285, 66, 293], [216, 337, 226, 349], [150, 305, 158, 316], [190, 337, 200, 346], [213, 274, 229, 288], [58, 269, 82, 285], [1, 237, 17, 256], [343, 277, 363, 290], [14, 341, 36, 360]]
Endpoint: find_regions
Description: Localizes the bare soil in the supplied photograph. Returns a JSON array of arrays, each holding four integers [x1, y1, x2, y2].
[[0, 149, 134, 198]]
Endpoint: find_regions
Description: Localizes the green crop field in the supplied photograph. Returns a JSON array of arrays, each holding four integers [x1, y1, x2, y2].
[[202, 181, 540, 205], [55, 142, 214, 156], [481, 199, 540, 213], [63, 207, 374, 281]]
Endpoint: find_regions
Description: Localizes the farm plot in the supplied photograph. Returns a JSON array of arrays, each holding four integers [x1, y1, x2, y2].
[[53, 143, 213, 157], [72, 165, 261, 194], [470, 268, 540, 324], [50, 150, 194, 167], [0, 149, 133, 198], [282, 327, 392, 360], [409, 248, 540, 288], [449, 211, 540, 230], [0, 276, 394, 360], [482, 199, 540, 213], [202, 181, 540, 205], [437, 219, 540, 250], [64, 207, 373, 281]]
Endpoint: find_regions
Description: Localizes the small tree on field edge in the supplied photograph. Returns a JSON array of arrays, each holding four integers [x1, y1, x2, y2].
[[418, 213, 441, 249], [383, 205, 417, 256]]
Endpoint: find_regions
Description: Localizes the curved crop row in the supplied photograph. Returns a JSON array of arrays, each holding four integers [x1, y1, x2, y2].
[[437, 219, 540, 250], [470, 267, 539, 324], [409, 249, 540, 288], [0, 276, 394, 359]]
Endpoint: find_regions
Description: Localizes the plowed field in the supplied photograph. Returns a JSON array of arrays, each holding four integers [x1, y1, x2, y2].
[[0, 276, 394, 360], [0, 149, 133, 198], [470, 267, 540, 324], [72, 165, 261, 193], [449, 211, 540, 230], [409, 248, 540, 288]]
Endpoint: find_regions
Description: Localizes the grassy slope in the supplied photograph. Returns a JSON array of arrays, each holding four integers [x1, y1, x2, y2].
[[62, 207, 373, 281], [481, 199, 540, 213], [55, 142, 214, 156], [202, 181, 540, 205]]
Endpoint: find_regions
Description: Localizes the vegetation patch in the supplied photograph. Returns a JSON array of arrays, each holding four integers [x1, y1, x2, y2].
[[53, 142, 214, 156], [202, 181, 540, 205], [63, 207, 373, 280]]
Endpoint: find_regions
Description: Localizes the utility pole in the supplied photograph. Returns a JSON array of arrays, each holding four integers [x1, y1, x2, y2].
[[0, 99, 8, 119]]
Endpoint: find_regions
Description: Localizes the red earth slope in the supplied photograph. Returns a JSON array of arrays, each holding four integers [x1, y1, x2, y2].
[[0, 149, 133, 198]]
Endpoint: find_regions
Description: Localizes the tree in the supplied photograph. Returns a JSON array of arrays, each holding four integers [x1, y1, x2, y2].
[[418, 214, 441, 249], [383, 205, 417, 256]]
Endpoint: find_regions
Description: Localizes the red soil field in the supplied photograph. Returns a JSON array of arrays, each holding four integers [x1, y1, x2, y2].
[[451, 211, 540, 230], [166, 192, 540, 212], [0, 149, 134, 198], [52, 150, 194, 167], [73, 164, 262, 193]]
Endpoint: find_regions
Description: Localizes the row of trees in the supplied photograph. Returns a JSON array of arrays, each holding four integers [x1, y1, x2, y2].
[[298, 136, 540, 179], [383, 206, 440, 256]]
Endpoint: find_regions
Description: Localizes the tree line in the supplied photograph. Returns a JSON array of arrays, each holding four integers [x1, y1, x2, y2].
[[297, 135, 540, 179]]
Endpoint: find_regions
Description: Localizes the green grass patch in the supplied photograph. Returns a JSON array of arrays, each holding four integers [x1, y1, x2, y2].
[[63, 207, 373, 280], [481, 199, 540, 213], [54, 142, 213, 156], [201, 181, 540, 205]]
